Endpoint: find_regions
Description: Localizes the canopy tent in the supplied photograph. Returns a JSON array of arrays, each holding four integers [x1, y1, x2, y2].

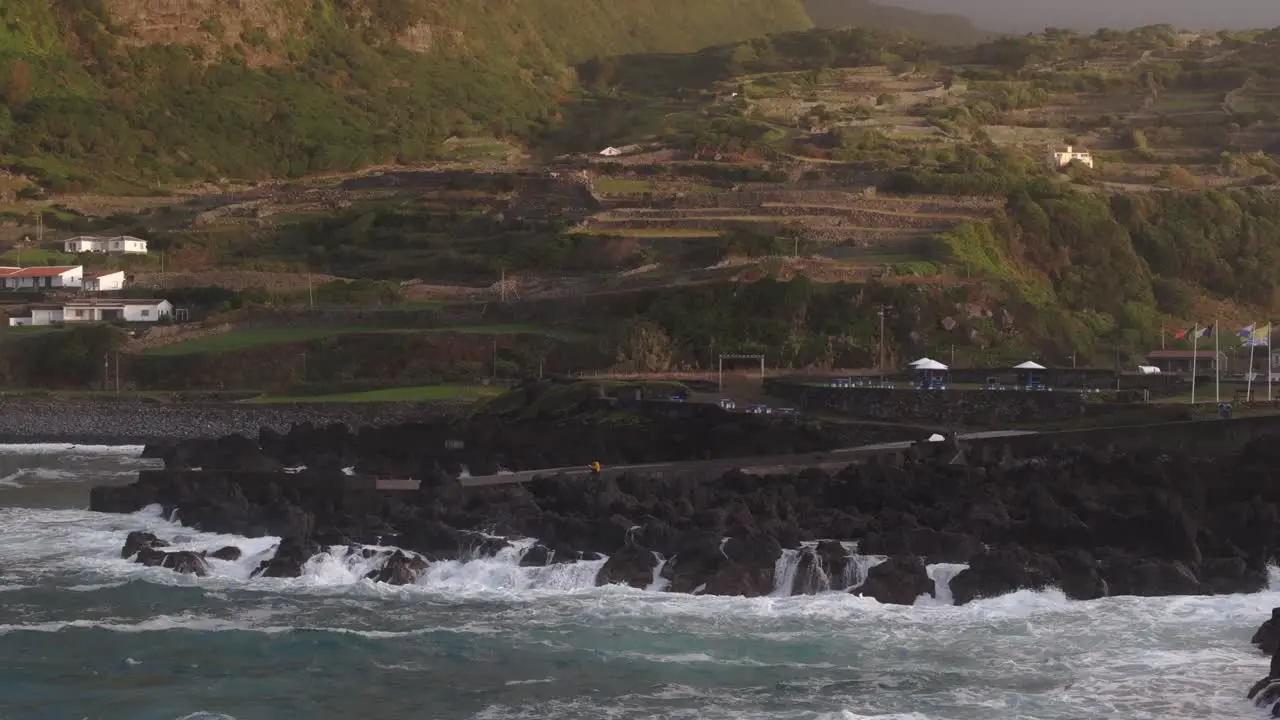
[[912, 358, 948, 389], [907, 358, 936, 367], [1013, 360, 1047, 389]]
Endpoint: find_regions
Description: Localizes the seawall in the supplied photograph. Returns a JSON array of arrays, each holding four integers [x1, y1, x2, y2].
[[764, 378, 1087, 426], [0, 397, 464, 444], [970, 414, 1280, 461]]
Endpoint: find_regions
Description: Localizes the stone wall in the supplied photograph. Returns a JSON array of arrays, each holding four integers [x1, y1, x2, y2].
[[764, 379, 1087, 426], [969, 414, 1280, 461]]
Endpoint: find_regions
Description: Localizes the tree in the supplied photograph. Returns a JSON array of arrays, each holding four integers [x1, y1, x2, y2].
[[3, 61, 31, 105], [612, 320, 675, 372]]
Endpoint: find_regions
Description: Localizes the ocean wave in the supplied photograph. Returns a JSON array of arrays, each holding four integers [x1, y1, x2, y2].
[[0, 467, 76, 488], [0, 443, 145, 456], [0, 613, 505, 638]]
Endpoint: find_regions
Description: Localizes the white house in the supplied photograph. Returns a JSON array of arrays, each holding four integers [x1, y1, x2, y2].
[[8, 299, 172, 326], [83, 270, 126, 293], [1049, 145, 1095, 170], [0, 266, 83, 290], [63, 235, 148, 254]]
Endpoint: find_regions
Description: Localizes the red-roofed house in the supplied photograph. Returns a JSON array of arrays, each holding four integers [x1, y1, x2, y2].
[[0, 266, 82, 290], [83, 270, 125, 292]]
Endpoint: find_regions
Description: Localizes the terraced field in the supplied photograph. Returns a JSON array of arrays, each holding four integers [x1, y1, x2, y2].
[[579, 187, 998, 263]]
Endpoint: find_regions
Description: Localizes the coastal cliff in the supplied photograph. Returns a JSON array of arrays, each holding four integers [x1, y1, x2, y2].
[[90, 416, 1280, 604]]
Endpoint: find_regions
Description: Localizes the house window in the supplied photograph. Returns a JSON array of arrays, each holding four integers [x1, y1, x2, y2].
[[141, 310, 150, 317], [74, 310, 84, 319]]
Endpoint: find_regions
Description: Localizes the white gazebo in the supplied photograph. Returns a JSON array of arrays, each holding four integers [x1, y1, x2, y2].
[[1014, 360, 1047, 388], [912, 358, 948, 389]]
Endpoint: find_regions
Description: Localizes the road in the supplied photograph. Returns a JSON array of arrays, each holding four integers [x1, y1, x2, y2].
[[459, 429, 1037, 487]]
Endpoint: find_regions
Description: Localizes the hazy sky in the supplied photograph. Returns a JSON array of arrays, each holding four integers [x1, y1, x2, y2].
[[878, 0, 1280, 33]]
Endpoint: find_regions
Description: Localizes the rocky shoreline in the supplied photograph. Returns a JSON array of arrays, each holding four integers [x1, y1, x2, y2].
[[87, 411, 1280, 606], [0, 397, 465, 444]]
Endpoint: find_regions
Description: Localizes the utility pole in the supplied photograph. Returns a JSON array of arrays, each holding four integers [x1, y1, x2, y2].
[[307, 271, 314, 309], [875, 305, 889, 371]]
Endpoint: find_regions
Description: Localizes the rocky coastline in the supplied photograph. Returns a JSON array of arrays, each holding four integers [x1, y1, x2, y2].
[[0, 396, 464, 444], [87, 409, 1280, 606]]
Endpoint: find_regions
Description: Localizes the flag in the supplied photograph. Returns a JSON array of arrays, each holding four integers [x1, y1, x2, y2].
[[1240, 323, 1271, 347], [1239, 323, 1258, 345], [1177, 326, 1210, 340], [1196, 326, 1212, 339], [1253, 323, 1272, 347]]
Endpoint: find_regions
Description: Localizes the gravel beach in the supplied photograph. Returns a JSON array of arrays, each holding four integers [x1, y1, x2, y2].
[[0, 396, 465, 444]]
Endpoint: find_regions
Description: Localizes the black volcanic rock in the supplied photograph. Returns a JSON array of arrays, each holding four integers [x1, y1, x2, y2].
[[121, 531, 168, 558], [366, 550, 428, 585], [207, 546, 243, 562], [132, 547, 209, 577], [596, 546, 657, 589], [857, 556, 933, 605], [950, 546, 1055, 605], [253, 536, 320, 579], [1257, 609, 1280, 656], [89, 421, 1280, 603]]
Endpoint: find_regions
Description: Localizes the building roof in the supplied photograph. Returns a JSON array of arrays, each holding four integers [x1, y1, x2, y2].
[[1146, 350, 1221, 359], [66, 235, 144, 242], [0, 266, 81, 278], [63, 298, 168, 308]]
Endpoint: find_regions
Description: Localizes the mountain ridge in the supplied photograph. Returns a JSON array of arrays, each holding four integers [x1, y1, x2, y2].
[[0, 0, 815, 188], [804, 0, 995, 45]]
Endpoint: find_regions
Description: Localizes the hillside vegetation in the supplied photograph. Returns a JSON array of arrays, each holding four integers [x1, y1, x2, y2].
[[0, 0, 811, 190], [804, 0, 993, 45]]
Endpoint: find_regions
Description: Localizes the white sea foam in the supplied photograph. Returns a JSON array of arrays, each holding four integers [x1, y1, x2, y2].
[[0, 443, 145, 456], [0, 467, 77, 488], [2, 504, 1280, 719]]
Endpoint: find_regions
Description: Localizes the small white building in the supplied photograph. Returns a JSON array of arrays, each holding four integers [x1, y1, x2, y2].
[[83, 270, 126, 293], [9, 299, 172, 326], [1049, 145, 1095, 170], [0, 266, 83, 290], [63, 235, 148, 254]]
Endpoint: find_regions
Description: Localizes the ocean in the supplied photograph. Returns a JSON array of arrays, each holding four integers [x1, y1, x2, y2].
[[0, 444, 1274, 720]]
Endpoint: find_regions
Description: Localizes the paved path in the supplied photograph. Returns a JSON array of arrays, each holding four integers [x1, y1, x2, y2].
[[459, 430, 1037, 487]]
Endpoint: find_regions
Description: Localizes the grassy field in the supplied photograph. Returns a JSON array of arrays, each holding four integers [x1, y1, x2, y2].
[[140, 326, 376, 355], [249, 384, 503, 403], [0, 325, 68, 337], [141, 324, 585, 356]]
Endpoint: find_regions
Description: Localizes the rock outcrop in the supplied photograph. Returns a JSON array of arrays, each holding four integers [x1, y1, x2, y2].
[[92, 423, 1280, 603]]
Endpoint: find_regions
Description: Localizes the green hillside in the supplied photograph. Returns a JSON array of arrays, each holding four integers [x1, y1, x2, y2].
[[0, 0, 811, 190], [804, 0, 994, 45]]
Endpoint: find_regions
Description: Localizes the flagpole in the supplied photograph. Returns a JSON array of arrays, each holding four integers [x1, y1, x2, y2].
[[1191, 323, 1198, 405], [1247, 338, 1256, 402], [1215, 320, 1220, 404]]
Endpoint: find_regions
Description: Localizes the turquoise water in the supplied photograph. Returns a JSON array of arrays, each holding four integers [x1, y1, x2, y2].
[[0, 445, 1274, 720]]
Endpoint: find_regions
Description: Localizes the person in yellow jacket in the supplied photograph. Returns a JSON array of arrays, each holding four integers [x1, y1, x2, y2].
[[589, 461, 602, 474]]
